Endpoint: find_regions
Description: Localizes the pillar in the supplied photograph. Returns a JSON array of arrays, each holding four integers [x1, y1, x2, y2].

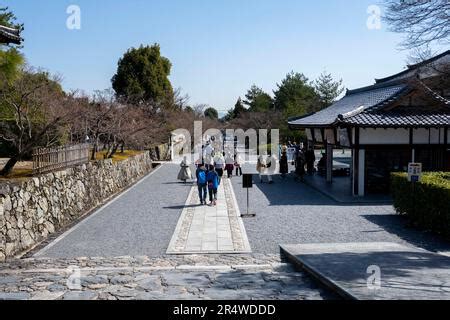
[[326, 143, 333, 183]]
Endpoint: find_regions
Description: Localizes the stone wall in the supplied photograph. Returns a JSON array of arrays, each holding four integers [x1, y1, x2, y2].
[[149, 143, 171, 161], [0, 152, 153, 262]]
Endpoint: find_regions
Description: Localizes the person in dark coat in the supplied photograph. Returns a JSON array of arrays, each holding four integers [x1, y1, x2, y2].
[[295, 149, 306, 181], [279, 151, 289, 178], [305, 147, 316, 175]]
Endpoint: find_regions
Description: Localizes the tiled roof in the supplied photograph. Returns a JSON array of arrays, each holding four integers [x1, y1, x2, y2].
[[339, 110, 450, 128], [0, 25, 21, 45], [375, 50, 450, 84], [288, 83, 408, 128]]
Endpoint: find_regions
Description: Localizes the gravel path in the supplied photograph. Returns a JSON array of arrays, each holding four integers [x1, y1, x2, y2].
[[230, 172, 450, 254], [36, 164, 194, 258]]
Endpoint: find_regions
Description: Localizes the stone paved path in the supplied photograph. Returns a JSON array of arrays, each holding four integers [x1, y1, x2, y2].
[[167, 178, 251, 254], [33, 164, 192, 258], [0, 254, 335, 300]]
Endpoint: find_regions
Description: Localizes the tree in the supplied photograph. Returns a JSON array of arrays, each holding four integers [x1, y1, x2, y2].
[[273, 72, 319, 141], [233, 97, 246, 117], [111, 44, 173, 104], [383, 0, 449, 50], [204, 107, 218, 119], [313, 72, 345, 109], [0, 69, 80, 176], [243, 85, 273, 112], [273, 72, 318, 114], [0, 7, 24, 84]]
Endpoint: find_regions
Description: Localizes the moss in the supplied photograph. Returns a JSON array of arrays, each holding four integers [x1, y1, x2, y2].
[[94, 150, 143, 163]]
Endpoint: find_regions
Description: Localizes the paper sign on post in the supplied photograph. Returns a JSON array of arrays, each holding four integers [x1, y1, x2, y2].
[[408, 163, 422, 182]]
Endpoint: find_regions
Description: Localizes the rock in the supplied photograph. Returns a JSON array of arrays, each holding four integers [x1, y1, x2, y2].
[[5, 242, 16, 256], [32, 177, 40, 188], [20, 229, 34, 248], [24, 218, 33, 230], [80, 275, 108, 287], [3, 196, 12, 211], [44, 221, 55, 234], [0, 275, 19, 285], [38, 198, 48, 213], [47, 283, 67, 292], [0, 292, 31, 300], [136, 276, 162, 291], [6, 229, 19, 241], [31, 291, 65, 300], [63, 291, 97, 300], [110, 275, 133, 285]]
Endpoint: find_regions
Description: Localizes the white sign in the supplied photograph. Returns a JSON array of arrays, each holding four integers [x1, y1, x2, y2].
[[408, 163, 422, 182]]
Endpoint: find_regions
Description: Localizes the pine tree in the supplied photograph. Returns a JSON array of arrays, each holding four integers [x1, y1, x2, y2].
[[313, 72, 345, 110]]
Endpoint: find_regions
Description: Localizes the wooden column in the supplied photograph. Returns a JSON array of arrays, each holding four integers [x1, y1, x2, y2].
[[326, 142, 333, 183], [353, 127, 359, 196]]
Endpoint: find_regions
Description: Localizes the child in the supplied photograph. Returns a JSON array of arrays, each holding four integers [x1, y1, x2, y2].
[[206, 165, 220, 206], [196, 165, 207, 205]]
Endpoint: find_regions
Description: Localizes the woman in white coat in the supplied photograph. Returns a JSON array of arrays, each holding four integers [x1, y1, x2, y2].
[[177, 156, 193, 183]]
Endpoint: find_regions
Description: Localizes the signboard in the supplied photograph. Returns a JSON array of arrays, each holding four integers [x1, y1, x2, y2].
[[242, 174, 253, 188], [339, 128, 351, 147], [408, 163, 422, 182]]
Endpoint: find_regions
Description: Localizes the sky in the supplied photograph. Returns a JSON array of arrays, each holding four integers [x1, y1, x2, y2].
[[4, 0, 447, 113]]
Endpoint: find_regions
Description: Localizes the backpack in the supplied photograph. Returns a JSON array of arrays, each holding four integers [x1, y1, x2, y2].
[[198, 170, 206, 184], [207, 171, 217, 189]]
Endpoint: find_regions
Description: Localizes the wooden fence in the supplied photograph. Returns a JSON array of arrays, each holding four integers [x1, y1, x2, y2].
[[32, 144, 90, 175]]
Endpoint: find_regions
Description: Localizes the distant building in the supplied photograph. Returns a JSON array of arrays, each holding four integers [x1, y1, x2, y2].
[[288, 51, 450, 196], [0, 24, 22, 45]]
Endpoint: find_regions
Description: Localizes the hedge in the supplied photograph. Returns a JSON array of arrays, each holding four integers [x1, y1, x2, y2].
[[391, 172, 450, 239]]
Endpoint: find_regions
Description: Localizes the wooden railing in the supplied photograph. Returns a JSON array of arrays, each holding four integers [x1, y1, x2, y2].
[[32, 144, 90, 175]]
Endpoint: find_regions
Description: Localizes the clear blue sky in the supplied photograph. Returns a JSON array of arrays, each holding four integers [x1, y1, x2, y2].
[[4, 0, 446, 112]]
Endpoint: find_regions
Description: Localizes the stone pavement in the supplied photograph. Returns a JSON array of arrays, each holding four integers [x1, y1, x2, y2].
[[0, 254, 335, 300], [167, 178, 251, 254], [281, 242, 450, 300]]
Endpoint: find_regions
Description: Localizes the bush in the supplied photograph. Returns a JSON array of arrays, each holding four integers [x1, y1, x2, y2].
[[391, 172, 450, 238]]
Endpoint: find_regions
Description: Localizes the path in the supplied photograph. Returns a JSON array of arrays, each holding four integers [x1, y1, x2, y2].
[[0, 254, 335, 300], [167, 178, 251, 254], [35, 164, 192, 258], [230, 172, 450, 255]]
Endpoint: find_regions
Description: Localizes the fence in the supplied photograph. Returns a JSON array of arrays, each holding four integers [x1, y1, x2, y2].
[[32, 144, 90, 175]]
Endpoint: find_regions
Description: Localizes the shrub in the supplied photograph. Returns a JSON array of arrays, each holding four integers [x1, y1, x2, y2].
[[391, 172, 450, 238]]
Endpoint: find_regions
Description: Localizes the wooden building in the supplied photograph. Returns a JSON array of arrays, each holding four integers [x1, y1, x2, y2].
[[0, 24, 21, 45], [288, 51, 450, 196]]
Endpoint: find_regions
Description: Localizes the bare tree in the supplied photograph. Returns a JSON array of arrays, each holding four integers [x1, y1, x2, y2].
[[383, 0, 450, 50], [0, 68, 81, 176]]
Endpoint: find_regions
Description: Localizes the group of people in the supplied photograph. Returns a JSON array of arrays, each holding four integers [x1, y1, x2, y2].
[[177, 140, 320, 204], [200, 142, 243, 179], [177, 141, 244, 205], [279, 142, 316, 181]]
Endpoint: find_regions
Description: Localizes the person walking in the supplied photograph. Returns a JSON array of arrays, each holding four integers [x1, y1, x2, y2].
[[177, 156, 193, 183], [203, 142, 214, 166], [305, 146, 316, 175], [279, 150, 289, 178], [196, 164, 208, 205], [234, 152, 242, 176], [213, 151, 225, 183], [294, 149, 306, 182], [206, 165, 220, 206], [257, 155, 273, 184], [225, 152, 234, 178]]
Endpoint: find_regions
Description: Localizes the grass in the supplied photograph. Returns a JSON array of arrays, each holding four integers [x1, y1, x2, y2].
[[94, 150, 143, 163], [0, 150, 143, 181], [0, 168, 33, 181]]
